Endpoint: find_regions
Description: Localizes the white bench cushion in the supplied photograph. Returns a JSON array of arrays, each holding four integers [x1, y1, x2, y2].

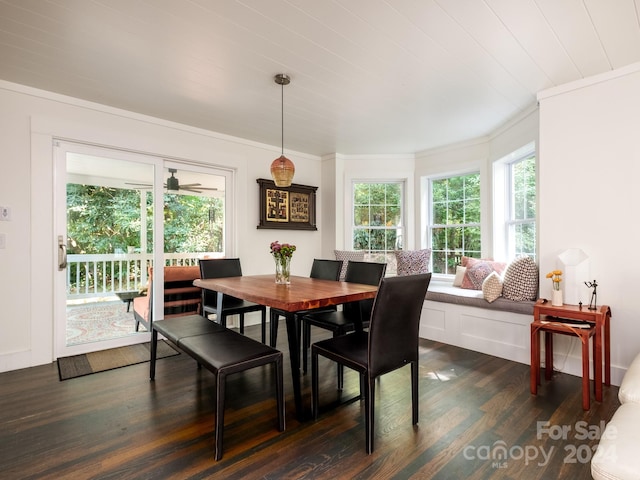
[[619, 353, 640, 404], [592, 402, 640, 480]]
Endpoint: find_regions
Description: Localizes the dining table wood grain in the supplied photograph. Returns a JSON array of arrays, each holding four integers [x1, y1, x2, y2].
[[194, 274, 379, 419]]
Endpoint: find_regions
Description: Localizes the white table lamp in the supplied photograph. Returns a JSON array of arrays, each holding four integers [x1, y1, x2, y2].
[[557, 248, 590, 305]]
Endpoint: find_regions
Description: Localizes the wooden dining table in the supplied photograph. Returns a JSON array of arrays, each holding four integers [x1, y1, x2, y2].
[[193, 274, 378, 419]]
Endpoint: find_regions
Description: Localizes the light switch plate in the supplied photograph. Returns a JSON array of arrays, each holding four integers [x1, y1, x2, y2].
[[0, 233, 6, 249], [0, 206, 10, 221]]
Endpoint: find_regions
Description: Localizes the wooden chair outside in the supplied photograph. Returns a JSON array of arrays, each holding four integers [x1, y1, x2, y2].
[[133, 265, 201, 332]]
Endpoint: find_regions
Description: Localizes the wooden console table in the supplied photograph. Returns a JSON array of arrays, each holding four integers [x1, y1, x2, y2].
[[530, 300, 611, 410]]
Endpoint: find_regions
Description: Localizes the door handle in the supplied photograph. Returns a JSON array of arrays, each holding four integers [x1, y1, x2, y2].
[[58, 235, 67, 270]]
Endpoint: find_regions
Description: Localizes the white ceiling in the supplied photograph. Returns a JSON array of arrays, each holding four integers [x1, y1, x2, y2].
[[1, 0, 639, 156]]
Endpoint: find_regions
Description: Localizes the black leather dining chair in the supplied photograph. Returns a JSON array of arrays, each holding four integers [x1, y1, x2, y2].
[[199, 258, 268, 343], [269, 259, 343, 347], [311, 273, 432, 454], [301, 260, 386, 386]]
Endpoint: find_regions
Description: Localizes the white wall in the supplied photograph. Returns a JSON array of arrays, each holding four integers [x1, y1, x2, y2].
[[0, 81, 322, 372], [320, 154, 337, 259], [538, 63, 640, 383]]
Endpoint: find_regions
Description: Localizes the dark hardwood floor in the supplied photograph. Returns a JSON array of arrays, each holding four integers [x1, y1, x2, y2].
[[0, 322, 618, 479]]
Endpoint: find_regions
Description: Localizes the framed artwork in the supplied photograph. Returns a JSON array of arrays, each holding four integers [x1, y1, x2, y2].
[[257, 178, 317, 230]]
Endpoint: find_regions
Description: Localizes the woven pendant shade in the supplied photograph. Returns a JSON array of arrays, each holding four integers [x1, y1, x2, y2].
[[271, 155, 295, 187]]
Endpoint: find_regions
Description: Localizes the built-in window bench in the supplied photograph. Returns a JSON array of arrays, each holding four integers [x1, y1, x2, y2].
[[420, 280, 536, 365]]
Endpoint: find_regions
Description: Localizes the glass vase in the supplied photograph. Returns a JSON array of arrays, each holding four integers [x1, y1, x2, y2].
[[275, 256, 291, 285]]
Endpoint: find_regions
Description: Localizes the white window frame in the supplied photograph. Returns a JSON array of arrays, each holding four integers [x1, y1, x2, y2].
[[349, 180, 406, 274], [427, 170, 482, 275], [493, 142, 536, 261]]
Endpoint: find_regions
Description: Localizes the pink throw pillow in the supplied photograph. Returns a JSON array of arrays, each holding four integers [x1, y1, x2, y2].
[[461, 257, 507, 290]]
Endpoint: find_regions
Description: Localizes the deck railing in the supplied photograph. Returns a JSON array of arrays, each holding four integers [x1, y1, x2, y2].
[[66, 253, 212, 299]]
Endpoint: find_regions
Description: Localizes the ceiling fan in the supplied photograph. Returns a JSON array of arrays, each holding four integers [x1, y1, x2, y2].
[[126, 168, 217, 193]]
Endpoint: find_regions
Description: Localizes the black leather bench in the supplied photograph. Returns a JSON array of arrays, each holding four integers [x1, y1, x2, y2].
[[150, 315, 285, 460]]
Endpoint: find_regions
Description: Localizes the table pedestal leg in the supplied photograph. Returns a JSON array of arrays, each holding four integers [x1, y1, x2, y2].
[[284, 311, 303, 420]]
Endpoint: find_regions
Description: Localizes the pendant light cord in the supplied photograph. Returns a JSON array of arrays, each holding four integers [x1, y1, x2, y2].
[[281, 80, 284, 156]]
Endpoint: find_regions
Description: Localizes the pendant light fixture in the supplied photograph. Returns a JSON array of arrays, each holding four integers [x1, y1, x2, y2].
[[270, 73, 295, 187]]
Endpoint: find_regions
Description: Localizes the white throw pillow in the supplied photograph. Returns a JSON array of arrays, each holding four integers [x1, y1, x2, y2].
[[453, 266, 466, 287]]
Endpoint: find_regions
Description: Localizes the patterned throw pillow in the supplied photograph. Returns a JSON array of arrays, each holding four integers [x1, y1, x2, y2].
[[482, 272, 503, 302], [461, 257, 507, 290], [461, 256, 481, 267], [395, 249, 431, 276], [334, 250, 365, 281], [502, 256, 539, 301]]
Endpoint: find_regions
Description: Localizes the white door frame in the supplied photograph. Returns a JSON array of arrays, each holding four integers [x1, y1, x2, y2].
[[53, 140, 162, 358], [53, 140, 235, 358]]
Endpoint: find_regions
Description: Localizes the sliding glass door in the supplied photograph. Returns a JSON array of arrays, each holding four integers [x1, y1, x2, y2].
[[54, 141, 231, 358]]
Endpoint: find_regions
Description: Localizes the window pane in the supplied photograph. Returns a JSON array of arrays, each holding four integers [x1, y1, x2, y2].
[[446, 226, 462, 251], [507, 152, 536, 260], [449, 200, 464, 223], [385, 206, 400, 226], [514, 188, 525, 219], [385, 229, 399, 250], [352, 181, 404, 275], [386, 183, 401, 205], [353, 228, 369, 250], [463, 226, 481, 253], [448, 176, 464, 200], [526, 195, 536, 219], [432, 179, 447, 199], [433, 201, 447, 224], [370, 184, 386, 204], [465, 174, 480, 198], [354, 206, 369, 226], [464, 199, 480, 223], [428, 172, 481, 274], [432, 227, 446, 250], [354, 184, 369, 204], [514, 223, 536, 257], [432, 250, 447, 274], [370, 205, 385, 226], [370, 228, 386, 250]]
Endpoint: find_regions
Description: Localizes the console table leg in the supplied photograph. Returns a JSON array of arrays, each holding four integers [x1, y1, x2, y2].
[[544, 332, 553, 381], [530, 324, 540, 395], [581, 335, 590, 410]]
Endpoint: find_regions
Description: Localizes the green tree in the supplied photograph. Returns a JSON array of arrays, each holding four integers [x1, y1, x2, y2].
[[66, 184, 223, 254], [67, 184, 142, 253], [353, 182, 402, 252], [430, 173, 481, 274], [163, 193, 223, 253]]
